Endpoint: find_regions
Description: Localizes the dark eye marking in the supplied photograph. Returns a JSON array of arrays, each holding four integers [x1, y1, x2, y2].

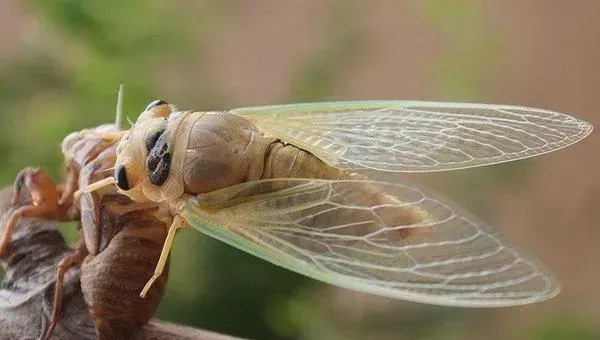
[[147, 142, 168, 171], [146, 134, 171, 186], [145, 129, 165, 152], [148, 152, 171, 186]]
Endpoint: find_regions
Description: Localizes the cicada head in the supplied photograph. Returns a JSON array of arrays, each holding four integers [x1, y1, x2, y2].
[[114, 100, 174, 203]]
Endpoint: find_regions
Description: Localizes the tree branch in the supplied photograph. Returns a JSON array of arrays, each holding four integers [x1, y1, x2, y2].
[[0, 187, 242, 340]]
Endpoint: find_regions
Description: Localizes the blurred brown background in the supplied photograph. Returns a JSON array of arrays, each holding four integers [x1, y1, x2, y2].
[[0, 1, 598, 339]]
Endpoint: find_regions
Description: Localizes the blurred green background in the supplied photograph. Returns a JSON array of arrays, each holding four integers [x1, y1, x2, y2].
[[0, 1, 599, 339]]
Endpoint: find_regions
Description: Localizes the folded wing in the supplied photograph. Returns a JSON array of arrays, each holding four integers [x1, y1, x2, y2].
[[182, 178, 559, 307]]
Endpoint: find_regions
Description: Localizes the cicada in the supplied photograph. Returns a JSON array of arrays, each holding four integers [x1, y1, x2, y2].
[[82, 98, 592, 307]]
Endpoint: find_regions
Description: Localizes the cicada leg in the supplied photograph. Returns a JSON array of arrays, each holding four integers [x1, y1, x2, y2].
[[139, 215, 186, 298], [74, 177, 116, 201], [0, 167, 72, 256], [0, 205, 49, 255], [44, 239, 88, 340]]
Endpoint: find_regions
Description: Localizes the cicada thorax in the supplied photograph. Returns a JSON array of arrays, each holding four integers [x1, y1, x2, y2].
[[178, 112, 279, 192]]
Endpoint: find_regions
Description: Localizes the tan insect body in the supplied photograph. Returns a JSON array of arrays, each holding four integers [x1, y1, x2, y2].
[[82, 98, 592, 306]]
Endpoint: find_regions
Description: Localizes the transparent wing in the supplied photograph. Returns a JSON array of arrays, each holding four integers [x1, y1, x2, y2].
[[181, 178, 559, 307], [232, 101, 592, 172]]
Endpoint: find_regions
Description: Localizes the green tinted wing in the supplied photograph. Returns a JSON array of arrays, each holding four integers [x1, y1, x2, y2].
[[233, 101, 592, 172], [181, 178, 559, 307]]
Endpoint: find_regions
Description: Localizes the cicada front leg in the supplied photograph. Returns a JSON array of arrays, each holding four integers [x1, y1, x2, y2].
[[140, 214, 188, 298], [73, 177, 115, 201], [0, 167, 74, 256]]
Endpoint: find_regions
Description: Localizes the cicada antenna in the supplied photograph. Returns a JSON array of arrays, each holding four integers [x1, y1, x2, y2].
[[115, 84, 124, 129], [126, 115, 135, 127]]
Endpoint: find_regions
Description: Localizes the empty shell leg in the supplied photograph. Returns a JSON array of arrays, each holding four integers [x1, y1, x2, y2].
[[0, 167, 71, 256], [139, 215, 185, 298], [0, 205, 47, 256], [43, 240, 88, 340]]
